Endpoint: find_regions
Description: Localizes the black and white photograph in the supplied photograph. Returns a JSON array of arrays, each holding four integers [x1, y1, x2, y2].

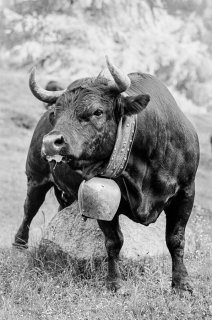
[[0, 0, 211, 319]]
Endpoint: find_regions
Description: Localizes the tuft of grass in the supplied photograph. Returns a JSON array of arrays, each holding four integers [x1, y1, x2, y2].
[[0, 242, 211, 320]]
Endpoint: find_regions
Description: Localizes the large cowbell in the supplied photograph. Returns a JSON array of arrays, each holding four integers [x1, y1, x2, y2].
[[78, 177, 121, 221]]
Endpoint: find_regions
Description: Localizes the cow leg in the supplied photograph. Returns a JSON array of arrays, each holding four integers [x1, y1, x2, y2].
[[54, 186, 67, 211], [54, 186, 75, 212], [13, 176, 52, 248], [164, 183, 195, 293], [97, 215, 124, 291]]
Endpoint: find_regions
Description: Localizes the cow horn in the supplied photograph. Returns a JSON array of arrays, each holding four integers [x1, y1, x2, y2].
[[106, 56, 131, 92], [29, 67, 66, 103]]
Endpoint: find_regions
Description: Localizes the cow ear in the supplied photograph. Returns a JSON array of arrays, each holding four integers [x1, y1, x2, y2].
[[121, 94, 150, 116]]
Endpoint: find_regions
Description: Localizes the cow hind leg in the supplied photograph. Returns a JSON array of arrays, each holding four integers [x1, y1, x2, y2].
[[164, 183, 195, 293], [13, 176, 52, 248], [97, 215, 124, 292]]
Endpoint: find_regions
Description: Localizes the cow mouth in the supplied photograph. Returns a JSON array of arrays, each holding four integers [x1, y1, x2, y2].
[[45, 154, 73, 164], [45, 152, 106, 179], [45, 154, 95, 168]]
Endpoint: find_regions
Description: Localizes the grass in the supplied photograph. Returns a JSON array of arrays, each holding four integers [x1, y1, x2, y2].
[[0, 243, 211, 320]]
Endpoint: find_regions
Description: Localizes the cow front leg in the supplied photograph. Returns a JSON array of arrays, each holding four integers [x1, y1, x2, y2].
[[165, 183, 195, 293], [98, 215, 124, 291], [54, 186, 68, 212], [13, 176, 52, 248]]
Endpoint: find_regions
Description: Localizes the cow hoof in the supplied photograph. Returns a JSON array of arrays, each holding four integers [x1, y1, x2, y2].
[[107, 279, 122, 292], [12, 241, 28, 250], [172, 280, 193, 295], [107, 280, 130, 296], [116, 285, 131, 296]]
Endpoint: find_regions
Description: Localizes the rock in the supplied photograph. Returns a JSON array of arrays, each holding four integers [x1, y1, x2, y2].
[[40, 201, 196, 260]]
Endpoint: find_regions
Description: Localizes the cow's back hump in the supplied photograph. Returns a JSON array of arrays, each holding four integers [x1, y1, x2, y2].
[[127, 73, 199, 187]]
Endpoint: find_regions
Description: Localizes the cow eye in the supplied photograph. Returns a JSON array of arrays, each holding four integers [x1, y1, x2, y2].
[[49, 109, 56, 125], [93, 109, 103, 117]]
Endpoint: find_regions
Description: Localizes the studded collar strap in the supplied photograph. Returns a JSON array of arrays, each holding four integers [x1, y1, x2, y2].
[[100, 114, 137, 178]]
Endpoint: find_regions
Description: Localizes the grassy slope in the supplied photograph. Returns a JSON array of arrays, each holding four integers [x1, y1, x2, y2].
[[0, 247, 211, 319], [191, 112, 212, 210], [0, 68, 212, 319]]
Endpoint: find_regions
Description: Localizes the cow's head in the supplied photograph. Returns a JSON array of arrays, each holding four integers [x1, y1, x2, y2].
[[29, 57, 150, 168]]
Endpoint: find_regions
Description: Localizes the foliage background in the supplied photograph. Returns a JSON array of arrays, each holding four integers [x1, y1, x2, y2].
[[1, 0, 212, 108]]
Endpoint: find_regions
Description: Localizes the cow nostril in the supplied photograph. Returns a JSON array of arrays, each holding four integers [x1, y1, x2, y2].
[[54, 135, 65, 146]]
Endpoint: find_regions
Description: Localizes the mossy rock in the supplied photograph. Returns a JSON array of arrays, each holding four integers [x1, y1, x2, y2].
[[40, 201, 197, 261]]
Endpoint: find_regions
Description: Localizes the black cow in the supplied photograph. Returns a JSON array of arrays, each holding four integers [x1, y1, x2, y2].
[[14, 57, 199, 293]]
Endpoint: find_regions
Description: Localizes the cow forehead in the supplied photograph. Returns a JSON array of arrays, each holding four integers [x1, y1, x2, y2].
[[67, 76, 109, 91], [55, 88, 102, 109], [55, 77, 116, 111]]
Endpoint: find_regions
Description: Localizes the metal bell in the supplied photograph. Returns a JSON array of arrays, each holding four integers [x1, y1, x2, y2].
[[78, 177, 121, 221]]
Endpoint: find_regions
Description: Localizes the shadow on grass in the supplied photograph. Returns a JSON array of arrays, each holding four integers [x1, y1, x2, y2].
[[26, 239, 146, 285]]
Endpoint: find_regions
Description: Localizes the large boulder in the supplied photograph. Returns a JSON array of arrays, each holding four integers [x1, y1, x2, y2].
[[40, 201, 196, 260]]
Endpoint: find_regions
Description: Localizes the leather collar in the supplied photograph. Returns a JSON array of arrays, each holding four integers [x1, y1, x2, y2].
[[100, 114, 137, 178]]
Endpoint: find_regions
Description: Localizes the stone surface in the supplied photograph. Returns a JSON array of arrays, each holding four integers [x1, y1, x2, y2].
[[40, 201, 196, 260]]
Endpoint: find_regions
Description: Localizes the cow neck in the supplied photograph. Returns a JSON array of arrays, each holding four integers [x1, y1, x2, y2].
[[100, 114, 137, 178]]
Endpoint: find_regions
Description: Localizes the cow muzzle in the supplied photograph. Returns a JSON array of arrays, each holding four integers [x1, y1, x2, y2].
[[42, 131, 70, 163]]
